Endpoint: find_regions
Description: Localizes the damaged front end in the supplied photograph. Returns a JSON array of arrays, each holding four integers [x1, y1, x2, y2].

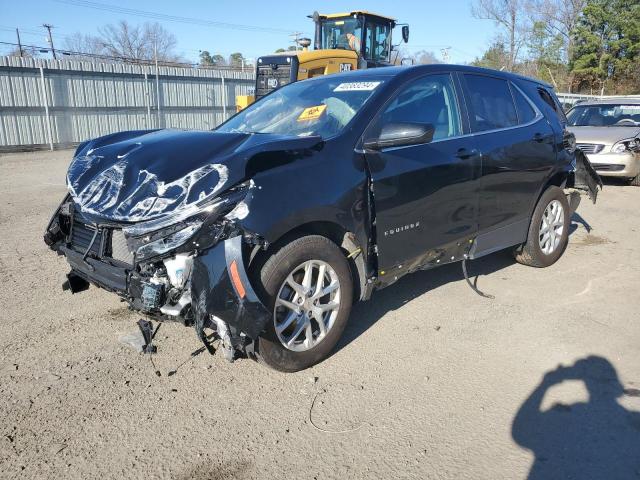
[[45, 183, 270, 359], [44, 130, 279, 360]]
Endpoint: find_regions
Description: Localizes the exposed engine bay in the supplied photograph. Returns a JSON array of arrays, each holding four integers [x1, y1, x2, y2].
[[42, 128, 306, 360]]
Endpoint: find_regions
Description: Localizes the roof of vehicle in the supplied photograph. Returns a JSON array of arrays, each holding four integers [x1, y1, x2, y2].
[[571, 97, 640, 107], [319, 11, 396, 21], [304, 63, 553, 88]]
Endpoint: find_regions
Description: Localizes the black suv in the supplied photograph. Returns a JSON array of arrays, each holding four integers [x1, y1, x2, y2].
[[45, 65, 601, 371]]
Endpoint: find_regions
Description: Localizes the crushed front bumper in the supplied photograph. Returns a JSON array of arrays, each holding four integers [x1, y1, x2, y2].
[[191, 235, 271, 341], [47, 208, 271, 346]]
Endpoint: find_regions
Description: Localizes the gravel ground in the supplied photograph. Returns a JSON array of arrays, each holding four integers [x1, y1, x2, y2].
[[0, 149, 639, 480]]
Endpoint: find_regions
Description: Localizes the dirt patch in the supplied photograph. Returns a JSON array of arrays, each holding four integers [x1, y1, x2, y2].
[[571, 233, 612, 247]]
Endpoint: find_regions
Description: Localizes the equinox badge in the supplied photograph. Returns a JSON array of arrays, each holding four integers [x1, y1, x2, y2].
[[384, 222, 420, 236]]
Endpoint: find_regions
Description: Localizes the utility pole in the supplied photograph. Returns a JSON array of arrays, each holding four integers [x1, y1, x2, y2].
[[15, 28, 23, 57], [43, 23, 56, 59], [154, 38, 161, 128], [440, 47, 451, 64], [290, 32, 303, 51]]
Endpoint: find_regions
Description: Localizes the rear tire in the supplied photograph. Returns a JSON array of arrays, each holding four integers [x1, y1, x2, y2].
[[251, 235, 353, 372], [514, 186, 570, 268]]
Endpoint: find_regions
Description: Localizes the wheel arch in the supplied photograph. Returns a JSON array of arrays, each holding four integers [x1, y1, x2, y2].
[[528, 170, 570, 220], [246, 220, 369, 303]]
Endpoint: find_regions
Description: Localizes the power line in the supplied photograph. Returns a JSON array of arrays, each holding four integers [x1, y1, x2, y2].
[[0, 40, 253, 70], [0, 36, 262, 64], [53, 0, 302, 34], [0, 24, 88, 44], [0, 26, 264, 59]]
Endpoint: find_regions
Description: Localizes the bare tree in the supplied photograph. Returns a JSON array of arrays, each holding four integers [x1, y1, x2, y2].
[[64, 21, 184, 64], [414, 50, 442, 64], [63, 33, 107, 61], [392, 47, 441, 65], [6, 46, 39, 58], [98, 21, 180, 63], [472, 0, 528, 70], [529, 0, 586, 59]]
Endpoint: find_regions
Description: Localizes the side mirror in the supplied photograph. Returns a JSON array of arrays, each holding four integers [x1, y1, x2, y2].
[[402, 26, 409, 43], [364, 122, 435, 150]]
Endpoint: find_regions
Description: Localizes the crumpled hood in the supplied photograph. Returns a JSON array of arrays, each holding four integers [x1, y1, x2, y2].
[[568, 126, 640, 145], [67, 129, 322, 223]]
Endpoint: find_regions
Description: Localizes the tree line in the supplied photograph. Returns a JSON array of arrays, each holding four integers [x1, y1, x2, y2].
[[471, 0, 640, 94]]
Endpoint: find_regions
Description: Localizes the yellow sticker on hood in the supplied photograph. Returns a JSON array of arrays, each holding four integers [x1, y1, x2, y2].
[[297, 104, 327, 122]]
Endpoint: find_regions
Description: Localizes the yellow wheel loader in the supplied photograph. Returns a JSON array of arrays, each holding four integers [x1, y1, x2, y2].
[[235, 10, 409, 111]]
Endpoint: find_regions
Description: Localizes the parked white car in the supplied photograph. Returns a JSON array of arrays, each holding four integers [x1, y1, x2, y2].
[[567, 98, 640, 186]]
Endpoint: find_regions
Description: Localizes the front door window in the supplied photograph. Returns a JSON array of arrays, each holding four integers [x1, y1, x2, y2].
[[380, 74, 462, 140]]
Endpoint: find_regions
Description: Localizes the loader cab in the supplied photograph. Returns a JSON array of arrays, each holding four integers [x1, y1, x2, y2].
[[314, 11, 406, 68], [239, 10, 408, 107]]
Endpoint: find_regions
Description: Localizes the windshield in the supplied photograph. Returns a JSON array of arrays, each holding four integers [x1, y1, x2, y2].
[[320, 17, 362, 51], [567, 104, 640, 127], [216, 76, 385, 139]]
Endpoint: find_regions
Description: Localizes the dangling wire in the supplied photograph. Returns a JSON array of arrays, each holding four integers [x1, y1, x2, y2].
[[462, 254, 495, 299]]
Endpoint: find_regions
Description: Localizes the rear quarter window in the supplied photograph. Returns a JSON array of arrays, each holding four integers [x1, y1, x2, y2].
[[510, 84, 538, 124], [537, 87, 567, 123]]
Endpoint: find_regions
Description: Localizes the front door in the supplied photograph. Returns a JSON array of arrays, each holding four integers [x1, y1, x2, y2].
[[363, 73, 480, 272]]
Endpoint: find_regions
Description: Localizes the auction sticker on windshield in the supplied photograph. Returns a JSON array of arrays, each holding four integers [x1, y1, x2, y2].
[[298, 104, 327, 122], [334, 81, 382, 92]]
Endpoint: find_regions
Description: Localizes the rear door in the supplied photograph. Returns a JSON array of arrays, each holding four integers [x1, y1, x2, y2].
[[363, 72, 480, 272], [460, 73, 556, 250]]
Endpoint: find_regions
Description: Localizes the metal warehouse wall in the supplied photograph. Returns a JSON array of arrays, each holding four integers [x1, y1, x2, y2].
[[0, 56, 255, 151]]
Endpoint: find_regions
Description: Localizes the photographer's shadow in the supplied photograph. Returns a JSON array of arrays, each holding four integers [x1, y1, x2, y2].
[[512, 356, 640, 480]]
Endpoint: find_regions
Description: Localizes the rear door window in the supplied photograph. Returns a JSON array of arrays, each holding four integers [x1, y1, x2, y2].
[[464, 74, 518, 132]]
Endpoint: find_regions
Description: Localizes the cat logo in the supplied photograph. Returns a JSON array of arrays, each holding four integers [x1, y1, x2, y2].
[[339, 63, 352, 72]]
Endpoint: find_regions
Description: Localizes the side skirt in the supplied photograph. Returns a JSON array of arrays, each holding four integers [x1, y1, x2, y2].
[[467, 218, 530, 260]]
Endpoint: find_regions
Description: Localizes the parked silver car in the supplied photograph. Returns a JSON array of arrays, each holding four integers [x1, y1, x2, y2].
[[567, 98, 640, 186]]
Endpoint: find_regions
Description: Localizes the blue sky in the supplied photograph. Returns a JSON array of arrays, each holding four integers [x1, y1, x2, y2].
[[0, 0, 499, 64]]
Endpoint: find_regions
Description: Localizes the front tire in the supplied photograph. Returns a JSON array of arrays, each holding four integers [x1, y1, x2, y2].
[[629, 174, 640, 187], [514, 186, 570, 268], [252, 235, 353, 372]]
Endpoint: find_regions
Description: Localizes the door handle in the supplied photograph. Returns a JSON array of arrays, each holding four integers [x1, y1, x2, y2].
[[456, 148, 479, 159], [533, 133, 548, 143]]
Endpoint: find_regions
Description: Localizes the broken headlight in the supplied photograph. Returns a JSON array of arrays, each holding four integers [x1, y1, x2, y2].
[[135, 222, 202, 261], [127, 180, 254, 262], [612, 138, 640, 154]]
